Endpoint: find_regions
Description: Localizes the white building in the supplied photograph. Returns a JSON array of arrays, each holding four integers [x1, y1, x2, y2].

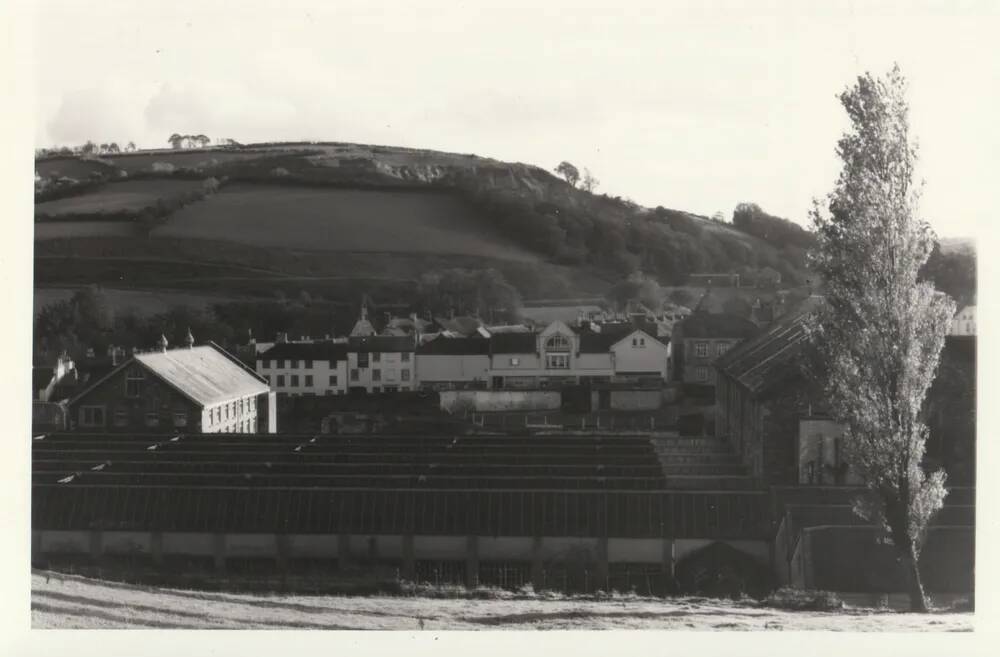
[[950, 305, 976, 336], [347, 335, 417, 393], [256, 343, 349, 396]]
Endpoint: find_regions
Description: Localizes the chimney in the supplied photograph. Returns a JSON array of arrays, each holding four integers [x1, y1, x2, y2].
[[185, 327, 195, 349]]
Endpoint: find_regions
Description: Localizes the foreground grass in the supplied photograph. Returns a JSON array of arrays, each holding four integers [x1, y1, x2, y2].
[[30, 571, 971, 631]]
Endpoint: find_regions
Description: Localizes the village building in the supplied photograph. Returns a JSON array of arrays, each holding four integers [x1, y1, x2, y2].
[[67, 333, 275, 434], [256, 342, 349, 397], [486, 320, 671, 390], [414, 336, 491, 390], [347, 335, 417, 393], [950, 305, 976, 336], [671, 312, 758, 387]]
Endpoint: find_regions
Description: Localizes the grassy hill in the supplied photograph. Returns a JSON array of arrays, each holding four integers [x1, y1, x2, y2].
[[34, 142, 810, 311]]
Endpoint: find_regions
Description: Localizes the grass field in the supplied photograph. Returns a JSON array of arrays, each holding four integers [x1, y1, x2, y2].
[[35, 179, 205, 217], [35, 157, 114, 180], [105, 150, 266, 173], [34, 221, 137, 240], [152, 184, 539, 260], [30, 571, 971, 631]]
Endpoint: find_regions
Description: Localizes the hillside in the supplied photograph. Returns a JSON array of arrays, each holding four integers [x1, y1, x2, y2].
[[34, 142, 810, 314]]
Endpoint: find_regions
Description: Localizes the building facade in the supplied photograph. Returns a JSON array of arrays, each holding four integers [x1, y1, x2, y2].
[[257, 343, 349, 397], [672, 312, 758, 386], [415, 336, 490, 390], [68, 340, 273, 434], [950, 305, 976, 336], [347, 335, 416, 393]]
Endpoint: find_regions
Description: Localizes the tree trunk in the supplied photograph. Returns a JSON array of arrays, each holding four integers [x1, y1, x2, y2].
[[904, 553, 929, 612]]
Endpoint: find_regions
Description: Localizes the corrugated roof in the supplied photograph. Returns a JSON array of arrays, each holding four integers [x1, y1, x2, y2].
[[348, 335, 415, 353], [134, 345, 270, 407], [714, 297, 824, 396], [416, 336, 490, 356], [260, 342, 348, 362], [489, 332, 538, 354]]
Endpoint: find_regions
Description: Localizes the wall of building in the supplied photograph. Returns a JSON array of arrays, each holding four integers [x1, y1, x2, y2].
[[609, 389, 663, 411], [440, 390, 562, 413], [347, 351, 415, 392], [70, 362, 202, 433], [681, 338, 737, 385], [611, 336, 670, 378], [415, 354, 490, 387], [257, 358, 348, 396], [200, 394, 260, 434]]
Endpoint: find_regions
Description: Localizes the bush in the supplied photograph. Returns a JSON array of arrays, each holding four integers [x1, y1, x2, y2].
[[762, 587, 845, 612]]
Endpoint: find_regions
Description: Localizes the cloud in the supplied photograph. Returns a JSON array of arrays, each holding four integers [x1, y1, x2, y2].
[[45, 83, 148, 146]]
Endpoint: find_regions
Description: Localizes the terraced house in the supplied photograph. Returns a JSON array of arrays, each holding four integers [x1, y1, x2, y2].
[[347, 335, 417, 393], [256, 342, 349, 396], [67, 334, 274, 434]]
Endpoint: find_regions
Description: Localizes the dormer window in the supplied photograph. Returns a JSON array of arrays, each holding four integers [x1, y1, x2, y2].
[[545, 334, 571, 351]]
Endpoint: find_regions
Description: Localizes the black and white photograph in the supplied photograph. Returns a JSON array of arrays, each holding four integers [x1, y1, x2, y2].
[[3, 0, 997, 649]]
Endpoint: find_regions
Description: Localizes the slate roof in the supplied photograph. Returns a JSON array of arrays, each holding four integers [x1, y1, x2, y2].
[[714, 296, 824, 396], [348, 335, 416, 353], [416, 336, 490, 356], [577, 332, 622, 353], [678, 312, 759, 339], [259, 342, 348, 362], [489, 332, 538, 354]]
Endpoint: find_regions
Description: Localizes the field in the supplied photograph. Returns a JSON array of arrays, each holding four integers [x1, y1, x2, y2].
[[35, 157, 114, 180], [152, 184, 539, 260], [30, 571, 971, 631], [33, 286, 245, 317], [105, 150, 267, 173], [35, 179, 205, 217], [34, 221, 137, 240]]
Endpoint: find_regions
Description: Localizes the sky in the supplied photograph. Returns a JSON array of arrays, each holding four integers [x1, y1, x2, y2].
[[28, 0, 1000, 238]]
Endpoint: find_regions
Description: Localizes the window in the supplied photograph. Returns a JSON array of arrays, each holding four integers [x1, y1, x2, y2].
[[373, 352, 381, 363], [401, 369, 410, 381], [546, 353, 570, 369], [290, 375, 300, 387], [80, 405, 106, 427], [113, 408, 128, 427], [329, 375, 338, 386], [694, 342, 709, 358], [372, 386, 380, 393], [328, 359, 338, 368], [326, 389, 334, 395], [372, 369, 381, 382], [145, 412, 160, 428], [304, 359, 313, 369], [277, 375, 286, 387], [545, 334, 571, 351], [277, 359, 286, 369], [632, 338, 637, 346], [402, 352, 411, 363], [351, 369, 360, 381], [305, 375, 314, 387], [640, 338, 646, 347], [509, 357, 520, 367], [716, 342, 730, 357], [695, 366, 709, 382], [125, 368, 144, 398], [173, 412, 188, 428], [262, 360, 271, 369], [290, 359, 299, 369], [224, 404, 229, 420], [358, 353, 369, 368]]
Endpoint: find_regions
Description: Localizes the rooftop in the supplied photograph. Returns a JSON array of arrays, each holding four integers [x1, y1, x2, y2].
[[677, 312, 759, 339], [131, 344, 270, 407], [348, 335, 416, 353], [416, 336, 490, 356], [714, 297, 824, 396], [259, 342, 349, 362]]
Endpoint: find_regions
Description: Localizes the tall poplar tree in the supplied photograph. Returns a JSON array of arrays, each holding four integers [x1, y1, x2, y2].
[[808, 65, 955, 612]]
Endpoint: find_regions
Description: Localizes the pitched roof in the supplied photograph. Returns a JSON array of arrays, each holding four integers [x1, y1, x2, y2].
[[678, 312, 759, 339], [714, 296, 824, 396], [348, 335, 415, 353], [578, 332, 620, 353], [130, 344, 270, 407], [489, 332, 537, 354], [416, 336, 490, 356], [260, 342, 348, 362]]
